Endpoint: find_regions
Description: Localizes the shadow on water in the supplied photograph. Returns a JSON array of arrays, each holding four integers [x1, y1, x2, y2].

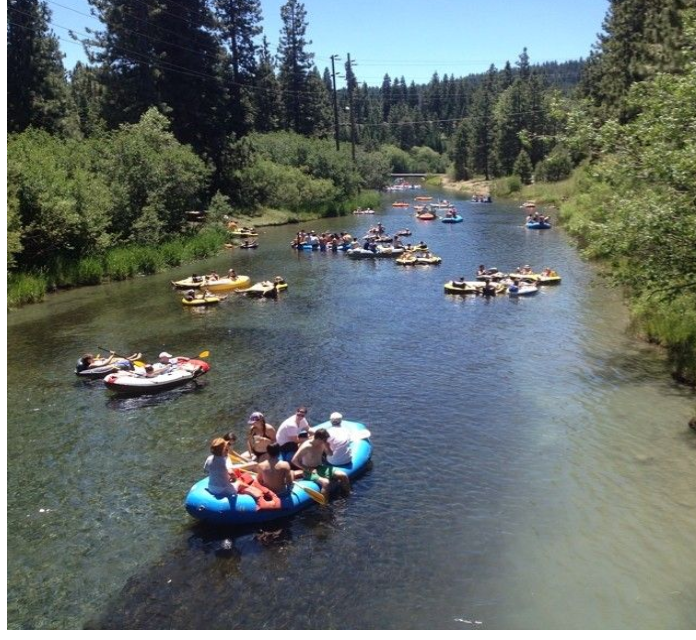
[[86, 507, 346, 630], [104, 380, 209, 411]]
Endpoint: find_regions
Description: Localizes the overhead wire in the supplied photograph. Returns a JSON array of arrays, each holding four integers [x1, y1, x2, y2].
[[12, 7, 578, 127]]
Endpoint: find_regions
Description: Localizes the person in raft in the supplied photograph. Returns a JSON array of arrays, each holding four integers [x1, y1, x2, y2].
[[312, 412, 352, 491], [151, 351, 179, 374], [291, 428, 350, 498], [204, 437, 240, 497], [75, 352, 111, 373], [276, 406, 311, 458], [246, 411, 277, 462], [257, 443, 296, 497]]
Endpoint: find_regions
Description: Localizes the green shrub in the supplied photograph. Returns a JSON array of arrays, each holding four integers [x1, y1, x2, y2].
[[75, 257, 104, 285], [104, 247, 138, 280], [7, 273, 47, 308], [160, 240, 186, 267], [507, 175, 522, 193], [132, 247, 164, 274]]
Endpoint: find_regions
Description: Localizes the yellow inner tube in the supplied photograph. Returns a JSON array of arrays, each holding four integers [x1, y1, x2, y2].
[[204, 276, 251, 292]]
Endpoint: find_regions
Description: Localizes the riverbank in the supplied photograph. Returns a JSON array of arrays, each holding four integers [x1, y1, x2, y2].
[[6, 192, 382, 310]]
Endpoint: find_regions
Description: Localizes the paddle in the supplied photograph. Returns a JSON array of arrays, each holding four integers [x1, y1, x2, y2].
[[130, 350, 211, 369], [228, 449, 327, 506], [96, 347, 137, 362]]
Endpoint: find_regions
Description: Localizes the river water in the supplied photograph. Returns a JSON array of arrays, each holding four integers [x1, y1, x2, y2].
[[7, 191, 696, 630]]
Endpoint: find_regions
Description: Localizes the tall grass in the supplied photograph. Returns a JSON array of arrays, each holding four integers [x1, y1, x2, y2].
[[631, 293, 696, 384], [7, 273, 48, 307], [7, 228, 228, 309], [328, 191, 382, 216]]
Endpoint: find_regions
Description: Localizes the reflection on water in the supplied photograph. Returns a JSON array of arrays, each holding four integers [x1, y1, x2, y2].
[[8, 191, 696, 629]]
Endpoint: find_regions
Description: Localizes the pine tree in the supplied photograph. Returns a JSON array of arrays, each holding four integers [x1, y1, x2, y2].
[[468, 65, 498, 179], [580, 0, 691, 118], [451, 119, 471, 180], [69, 62, 106, 137], [88, 0, 227, 160], [380, 74, 392, 121], [253, 36, 282, 132], [7, 0, 72, 134], [277, 0, 317, 134], [214, 0, 262, 137], [513, 149, 533, 184]]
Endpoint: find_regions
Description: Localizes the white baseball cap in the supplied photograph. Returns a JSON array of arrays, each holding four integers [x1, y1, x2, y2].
[[330, 412, 343, 422], [159, 352, 173, 359]]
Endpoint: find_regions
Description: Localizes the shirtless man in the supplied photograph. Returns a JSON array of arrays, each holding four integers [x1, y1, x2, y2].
[[291, 429, 350, 498], [257, 443, 295, 497]]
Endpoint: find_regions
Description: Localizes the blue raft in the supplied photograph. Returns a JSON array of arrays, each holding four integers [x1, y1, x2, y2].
[[184, 420, 373, 526], [442, 215, 463, 223], [526, 221, 551, 229]]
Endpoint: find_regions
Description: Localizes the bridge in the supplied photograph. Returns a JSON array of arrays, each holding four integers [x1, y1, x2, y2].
[[390, 173, 426, 178]]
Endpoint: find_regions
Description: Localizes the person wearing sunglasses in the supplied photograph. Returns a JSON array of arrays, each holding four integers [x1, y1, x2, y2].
[[276, 406, 311, 459]]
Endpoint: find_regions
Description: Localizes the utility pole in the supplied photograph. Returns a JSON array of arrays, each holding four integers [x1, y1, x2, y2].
[[330, 55, 341, 151], [347, 53, 357, 162]]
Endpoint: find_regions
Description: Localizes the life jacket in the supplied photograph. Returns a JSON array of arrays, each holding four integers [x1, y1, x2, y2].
[[233, 470, 281, 510]]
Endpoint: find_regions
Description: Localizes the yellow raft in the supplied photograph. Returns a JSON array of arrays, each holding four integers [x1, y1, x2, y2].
[[204, 276, 251, 292], [230, 230, 259, 238], [182, 294, 226, 306]]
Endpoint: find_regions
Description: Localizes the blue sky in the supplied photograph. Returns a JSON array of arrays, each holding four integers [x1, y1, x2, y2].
[[49, 0, 609, 85]]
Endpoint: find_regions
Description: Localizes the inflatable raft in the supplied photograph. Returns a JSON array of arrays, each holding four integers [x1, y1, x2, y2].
[[230, 230, 258, 238], [442, 215, 463, 223], [182, 294, 226, 306], [244, 281, 287, 298], [508, 284, 539, 297], [75, 359, 135, 379], [203, 276, 251, 292], [526, 221, 551, 230], [185, 420, 373, 526], [444, 281, 505, 295], [104, 359, 210, 394], [171, 276, 208, 289]]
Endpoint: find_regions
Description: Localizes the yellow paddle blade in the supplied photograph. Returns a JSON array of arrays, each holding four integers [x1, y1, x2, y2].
[[299, 484, 328, 506], [228, 450, 247, 464], [198, 350, 210, 358], [133, 360, 146, 368]]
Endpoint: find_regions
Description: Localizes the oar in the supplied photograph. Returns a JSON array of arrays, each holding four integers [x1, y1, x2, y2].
[[228, 449, 327, 506], [96, 347, 137, 362], [130, 350, 211, 369]]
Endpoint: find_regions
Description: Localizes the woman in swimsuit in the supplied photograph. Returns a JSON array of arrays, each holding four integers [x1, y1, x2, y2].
[[246, 412, 277, 462]]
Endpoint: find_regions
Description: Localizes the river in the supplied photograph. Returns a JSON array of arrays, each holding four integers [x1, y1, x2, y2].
[[7, 190, 696, 629]]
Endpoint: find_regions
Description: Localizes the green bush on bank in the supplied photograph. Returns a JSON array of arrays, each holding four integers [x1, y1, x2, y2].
[[631, 293, 696, 384], [7, 229, 227, 309], [7, 273, 48, 307]]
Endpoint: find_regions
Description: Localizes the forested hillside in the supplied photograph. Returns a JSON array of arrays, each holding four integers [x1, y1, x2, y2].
[[7, 0, 583, 285]]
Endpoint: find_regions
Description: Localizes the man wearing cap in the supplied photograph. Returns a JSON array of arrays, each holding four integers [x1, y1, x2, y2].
[[312, 412, 352, 467], [276, 406, 311, 458], [151, 351, 181, 374]]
